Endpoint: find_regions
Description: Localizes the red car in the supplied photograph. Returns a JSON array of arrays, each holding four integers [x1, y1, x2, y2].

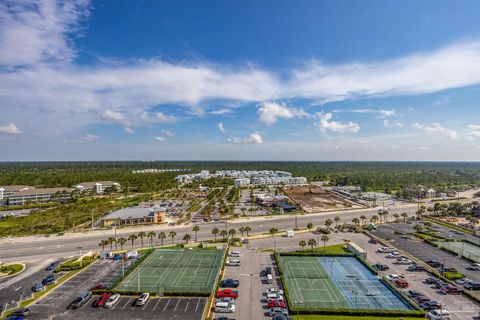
[[413, 295, 430, 304], [393, 279, 409, 288], [440, 285, 464, 295], [93, 293, 112, 308], [267, 300, 287, 309], [216, 289, 239, 299]]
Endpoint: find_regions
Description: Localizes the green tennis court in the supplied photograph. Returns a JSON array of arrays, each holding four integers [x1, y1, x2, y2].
[[440, 241, 480, 262], [115, 248, 224, 295]]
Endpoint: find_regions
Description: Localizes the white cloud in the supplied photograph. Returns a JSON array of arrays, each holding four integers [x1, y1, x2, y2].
[[155, 112, 176, 123], [228, 132, 263, 144], [78, 133, 98, 142], [257, 101, 308, 125], [217, 122, 226, 133], [0, 123, 21, 134], [412, 122, 457, 139], [467, 124, 480, 141], [161, 129, 175, 137], [383, 119, 403, 128], [315, 113, 360, 133], [124, 127, 134, 134], [211, 108, 233, 115], [379, 109, 396, 118], [155, 136, 166, 143], [99, 110, 126, 124]]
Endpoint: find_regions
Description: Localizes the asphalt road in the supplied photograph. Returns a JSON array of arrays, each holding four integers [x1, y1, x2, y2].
[[0, 204, 419, 262], [372, 224, 480, 283]]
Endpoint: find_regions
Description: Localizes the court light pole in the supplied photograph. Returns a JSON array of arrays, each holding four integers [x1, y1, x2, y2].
[[328, 259, 334, 278]]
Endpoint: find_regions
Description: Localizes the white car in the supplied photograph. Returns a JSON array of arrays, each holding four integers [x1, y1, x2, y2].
[[376, 247, 392, 253], [266, 293, 284, 303], [394, 258, 412, 265], [427, 309, 451, 320], [135, 293, 149, 306], [104, 293, 120, 308], [266, 288, 284, 296], [386, 252, 401, 258], [386, 274, 403, 281], [226, 259, 240, 266], [229, 250, 240, 257]]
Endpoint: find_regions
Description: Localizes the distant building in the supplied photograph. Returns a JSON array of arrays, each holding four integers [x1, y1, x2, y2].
[[233, 178, 250, 187], [426, 188, 436, 198], [5, 188, 73, 206], [101, 207, 166, 227], [0, 186, 34, 201], [73, 181, 120, 194], [272, 202, 298, 212]]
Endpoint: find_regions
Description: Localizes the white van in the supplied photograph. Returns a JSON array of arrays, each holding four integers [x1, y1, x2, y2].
[[215, 302, 235, 313], [427, 309, 451, 320], [226, 259, 240, 266], [266, 274, 273, 284], [229, 250, 240, 257], [286, 230, 295, 237]]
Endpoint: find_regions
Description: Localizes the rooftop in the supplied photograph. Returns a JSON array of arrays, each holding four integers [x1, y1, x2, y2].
[[103, 207, 164, 220]]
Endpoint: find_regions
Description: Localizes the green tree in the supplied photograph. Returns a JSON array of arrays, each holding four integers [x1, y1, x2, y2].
[[138, 231, 147, 248], [360, 215, 366, 226], [158, 232, 166, 246], [299, 240, 306, 251], [99, 239, 108, 251], [324, 219, 333, 229], [228, 228, 236, 238], [147, 231, 156, 247], [192, 225, 200, 242], [239, 226, 245, 238], [118, 237, 127, 250], [334, 216, 340, 227], [169, 231, 177, 244], [212, 228, 219, 241], [321, 235, 330, 252], [107, 237, 115, 251], [269, 227, 279, 237], [308, 238, 317, 251], [128, 234, 137, 248], [307, 222, 313, 230], [244, 226, 252, 237], [401, 212, 408, 222], [183, 233, 191, 244], [220, 229, 228, 239]]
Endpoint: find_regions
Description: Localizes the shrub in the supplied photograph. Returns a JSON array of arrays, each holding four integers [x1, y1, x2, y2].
[[444, 271, 465, 281]]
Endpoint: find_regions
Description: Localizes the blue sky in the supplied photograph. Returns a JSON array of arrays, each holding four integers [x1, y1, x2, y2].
[[1, 0, 480, 160]]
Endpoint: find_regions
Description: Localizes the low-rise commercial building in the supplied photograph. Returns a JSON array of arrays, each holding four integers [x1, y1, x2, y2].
[[101, 207, 166, 227], [73, 181, 120, 194], [4, 188, 74, 206]]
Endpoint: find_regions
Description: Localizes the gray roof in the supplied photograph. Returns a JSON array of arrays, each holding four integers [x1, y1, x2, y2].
[[102, 207, 157, 220]]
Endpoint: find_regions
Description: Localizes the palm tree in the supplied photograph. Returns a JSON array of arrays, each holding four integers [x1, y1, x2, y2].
[[239, 226, 245, 238], [192, 225, 200, 242], [352, 218, 360, 227], [169, 231, 177, 244], [334, 216, 340, 227], [147, 231, 156, 247], [138, 231, 146, 248], [212, 228, 219, 241], [299, 240, 307, 251], [393, 213, 399, 222], [183, 233, 192, 244], [220, 229, 228, 240], [324, 219, 333, 229], [401, 212, 408, 223], [370, 215, 378, 224], [107, 237, 115, 250], [244, 226, 252, 237], [128, 234, 137, 248], [360, 215, 366, 226], [321, 235, 329, 252], [99, 239, 108, 251], [228, 229, 236, 238], [269, 228, 279, 237], [158, 232, 166, 246], [307, 239, 317, 251], [118, 237, 127, 250]]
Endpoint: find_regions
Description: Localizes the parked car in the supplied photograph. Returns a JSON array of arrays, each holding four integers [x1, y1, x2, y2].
[[467, 263, 480, 271], [426, 309, 451, 320], [267, 300, 287, 309], [8, 308, 30, 317], [440, 267, 456, 273], [406, 290, 424, 297], [226, 259, 241, 267], [5, 316, 24, 320], [214, 302, 235, 313], [426, 260, 442, 268], [135, 293, 150, 306], [439, 285, 464, 295], [386, 252, 401, 258], [46, 262, 58, 271], [217, 289, 239, 299], [220, 279, 240, 288], [266, 288, 284, 295], [413, 295, 431, 304], [266, 307, 289, 317], [93, 293, 112, 308], [394, 258, 412, 265], [424, 277, 439, 284], [265, 267, 272, 275], [464, 281, 480, 290], [32, 283, 45, 292], [68, 291, 92, 309], [407, 264, 426, 272], [420, 301, 442, 311], [229, 250, 240, 257], [368, 239, 379, 244], [272, 316, 290, 320], [42, 275, 55, 285], [393, 279, 409, 288], [376, 247, 393, 253], [104, 293, 121, 308], [386, 274, 403, 281], [373, 263, 389, 271], [266, 293, 285, 303]]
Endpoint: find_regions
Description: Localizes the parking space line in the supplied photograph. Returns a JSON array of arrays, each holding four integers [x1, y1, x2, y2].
[[153, 298, 161, 311], [162, 298, 171, 311], [121, 298, 132, 310], [79, 297, 92, 309], [195, 298, 200, 312], [142, 298, 151, 310], [184, 298, 190, 312], [173, 298, 181, 311]]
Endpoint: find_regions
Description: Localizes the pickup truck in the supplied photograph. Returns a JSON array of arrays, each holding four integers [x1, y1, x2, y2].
[[217, 289, 239, 299]]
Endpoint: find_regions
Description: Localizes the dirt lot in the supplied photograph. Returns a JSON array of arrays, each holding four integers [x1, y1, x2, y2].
[[283, 185, 363, 213]]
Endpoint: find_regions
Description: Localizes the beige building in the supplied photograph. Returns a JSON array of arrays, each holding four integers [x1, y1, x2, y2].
[[102, 207, 166, 227], [73, 181, 120, 194], [2, 187, 73, 206]]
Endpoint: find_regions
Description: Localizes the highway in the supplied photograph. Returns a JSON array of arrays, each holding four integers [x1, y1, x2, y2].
[[0, 203, 419, 262]]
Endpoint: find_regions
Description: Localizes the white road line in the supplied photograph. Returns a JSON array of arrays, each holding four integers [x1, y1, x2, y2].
[[153, 298, 161, 311], [121, 298, 131, 310], [184, 298, 190, 312], [142, 299, 151, 310], [163, 298, 171, 311], [195, 298, 200, 312], [173, 298, 181, 311]]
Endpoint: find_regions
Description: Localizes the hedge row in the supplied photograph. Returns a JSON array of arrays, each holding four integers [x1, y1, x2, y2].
[[278, 252, 354, 257], [54, 256, 94, 272]]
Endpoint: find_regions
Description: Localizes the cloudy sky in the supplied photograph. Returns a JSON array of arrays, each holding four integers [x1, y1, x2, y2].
[[1, 0, 480, 161]]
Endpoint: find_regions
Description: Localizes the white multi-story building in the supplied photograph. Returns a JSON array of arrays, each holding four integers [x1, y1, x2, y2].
[[233, 178, 250, 187], [73, 181, 120, 194]]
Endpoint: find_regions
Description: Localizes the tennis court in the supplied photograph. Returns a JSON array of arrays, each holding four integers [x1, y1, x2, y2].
[[279, 255, 412, 310], [115, 248, 224, 295], [440, 241, 480, 262]]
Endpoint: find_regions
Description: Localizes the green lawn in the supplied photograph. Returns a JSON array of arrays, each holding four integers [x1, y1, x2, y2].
[[297, 316, 421, 320], [0, 263, 23, 275], [292, 243, 349, 254]]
